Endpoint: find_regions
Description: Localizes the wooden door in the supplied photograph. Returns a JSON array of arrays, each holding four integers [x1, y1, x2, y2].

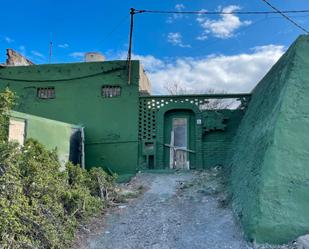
[[170, 118, 188, 169]]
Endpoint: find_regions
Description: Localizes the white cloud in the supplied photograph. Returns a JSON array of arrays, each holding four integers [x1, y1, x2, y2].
[[197, 5, 251, 39], [58, 43, 69, 48], [69, 52, 85, 58], [18, 45, 26, 55], [131, 54, 165, 72], [135, 45, 285, 94], [196, 34, 208, 41], [167, 32, 191, 48], [31, 50, 45, 58], [4, 36, 14, 43], [167, 4, 186, 23], [175, 4, 185, 11]]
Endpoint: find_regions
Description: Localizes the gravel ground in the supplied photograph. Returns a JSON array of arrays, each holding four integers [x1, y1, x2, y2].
[[79, 170, 296, 249]]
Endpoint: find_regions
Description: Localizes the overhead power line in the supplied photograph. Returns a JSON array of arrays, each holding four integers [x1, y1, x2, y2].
[[126, 6, 309, 84], [94, 15, 129, 48], [260, 0, 309, 34], [133, 8, 309, 15]]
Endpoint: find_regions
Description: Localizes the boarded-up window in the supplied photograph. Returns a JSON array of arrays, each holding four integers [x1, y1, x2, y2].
[[101, 86, 121, 98], [8, 118, 25, 145], [37, 87, 55, 99]]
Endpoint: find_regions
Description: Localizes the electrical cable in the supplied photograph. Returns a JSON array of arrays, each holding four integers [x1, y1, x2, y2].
[[260, 0, 309, 34], [0, 67, 126, 82], [133, 9, 309, 15], [94, 15, 129, 48]]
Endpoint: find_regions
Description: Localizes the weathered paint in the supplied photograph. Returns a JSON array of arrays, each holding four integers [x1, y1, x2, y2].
[[138, 95, 249, 170], [0, 59, 249, 174], [0, 60, 143, 174], [202, 109, 244, 168], [9, 110, 83, 168], [163, 110, 196, 168], [230, 35, 309, 244], [8, 118, 25, 145]]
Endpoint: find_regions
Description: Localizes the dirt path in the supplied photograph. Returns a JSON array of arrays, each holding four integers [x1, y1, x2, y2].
[[83, 170, 255, 249], [74, 170, 296, 249]]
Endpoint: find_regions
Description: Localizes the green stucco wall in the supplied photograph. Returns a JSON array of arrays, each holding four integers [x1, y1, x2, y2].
[[0, 60, 247, 174], [139, 95, 248, 170], [0, 61, 141, 174], [230, 35, 309, 244], [10, 111, 81, 167], [202, 109, 244, 168]]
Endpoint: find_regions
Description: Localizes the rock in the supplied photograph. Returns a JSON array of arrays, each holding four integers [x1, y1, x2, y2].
[[197, 186, 216, 195], [296, 234, 309, 249]]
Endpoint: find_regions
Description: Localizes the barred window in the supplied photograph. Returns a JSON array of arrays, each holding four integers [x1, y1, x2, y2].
[[101, 86, 121, 98], [37, 87, 55, 99]]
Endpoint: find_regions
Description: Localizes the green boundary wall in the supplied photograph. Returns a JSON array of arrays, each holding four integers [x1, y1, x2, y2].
[[230, 35, 309, 244], [138, 95, 249, 170]]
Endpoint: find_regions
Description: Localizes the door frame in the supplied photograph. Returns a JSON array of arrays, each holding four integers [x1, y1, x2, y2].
[[155, 102, 203, 169], [166, 114, 190, 169]]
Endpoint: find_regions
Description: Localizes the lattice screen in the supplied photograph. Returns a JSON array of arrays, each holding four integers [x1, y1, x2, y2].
[[139, 99, 157, 141], [138, 95, 250, 141], [139, 96, 213, 141]]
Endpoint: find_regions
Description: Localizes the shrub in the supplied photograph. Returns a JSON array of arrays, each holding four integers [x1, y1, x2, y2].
[[0, 88, 15, 142], [0, 89, 118, 248], [0, 139, 117, 248]]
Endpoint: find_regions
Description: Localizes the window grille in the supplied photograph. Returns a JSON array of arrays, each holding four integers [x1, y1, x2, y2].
[[102, 86, 121, 98], [37, 87, 55, 99]]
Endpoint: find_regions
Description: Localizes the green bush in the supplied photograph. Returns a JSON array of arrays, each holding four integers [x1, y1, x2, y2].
[[0, 139, 118, 249], [0, 88, 14, 142], [0, 89, 118, 248]]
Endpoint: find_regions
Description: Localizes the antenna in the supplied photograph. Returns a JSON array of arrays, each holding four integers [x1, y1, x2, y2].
[[49, 41, 53, 64]]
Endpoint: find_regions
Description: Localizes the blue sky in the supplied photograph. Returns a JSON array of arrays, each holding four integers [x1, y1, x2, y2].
[[1, 0, 309, 93]]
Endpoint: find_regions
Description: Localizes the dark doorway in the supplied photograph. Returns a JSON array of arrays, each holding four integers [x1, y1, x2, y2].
[[69, 129, 84, 166]]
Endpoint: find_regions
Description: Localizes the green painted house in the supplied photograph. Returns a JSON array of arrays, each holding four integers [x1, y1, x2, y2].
[[0, 59, 249, 174]]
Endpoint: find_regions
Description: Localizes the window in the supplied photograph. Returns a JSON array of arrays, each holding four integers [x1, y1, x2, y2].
[[101, 86, 121, 98], [173, 118, 187, 148], [37, 87, 55, 99]]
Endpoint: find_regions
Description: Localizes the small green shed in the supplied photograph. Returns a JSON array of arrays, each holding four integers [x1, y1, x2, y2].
[[8, 110, 84, 169]]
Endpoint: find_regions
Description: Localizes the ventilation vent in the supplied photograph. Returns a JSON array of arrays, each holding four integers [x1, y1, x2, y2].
[[37, 87, 55, 99], [101, 86, 121, 98]]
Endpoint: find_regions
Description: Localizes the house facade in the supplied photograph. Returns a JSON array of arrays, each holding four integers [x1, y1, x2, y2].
[[0, 59, 250, 174]]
